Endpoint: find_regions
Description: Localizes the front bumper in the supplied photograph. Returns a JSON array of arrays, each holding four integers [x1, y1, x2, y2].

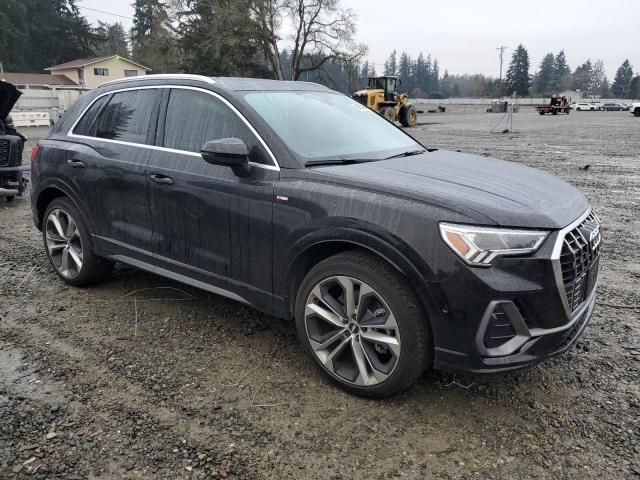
[[431, 209, 600, 374]]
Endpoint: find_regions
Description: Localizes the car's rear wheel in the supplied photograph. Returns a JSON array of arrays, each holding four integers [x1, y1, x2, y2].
[[295, 250, 430, 398], [43, 197, 113, 286]]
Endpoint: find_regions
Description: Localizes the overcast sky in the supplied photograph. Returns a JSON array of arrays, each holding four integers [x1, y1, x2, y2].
[[78, 0, 638, 79]]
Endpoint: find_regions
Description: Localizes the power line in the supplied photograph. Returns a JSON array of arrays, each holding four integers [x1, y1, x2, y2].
[[78, 5, 133, 20]]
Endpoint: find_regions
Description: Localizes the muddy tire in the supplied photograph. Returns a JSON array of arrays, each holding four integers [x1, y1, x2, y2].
[[380, 106, 396, 123], [43, 197, 113, 287], [399, 104, 418, 127], [295, 250, 431, 399]]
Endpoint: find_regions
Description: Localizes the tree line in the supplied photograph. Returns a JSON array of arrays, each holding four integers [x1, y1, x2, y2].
[[502, 44, 638, 99], [1, 0, 637, 99]]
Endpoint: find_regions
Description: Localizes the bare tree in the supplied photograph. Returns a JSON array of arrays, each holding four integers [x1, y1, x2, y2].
[[251, 0, 367, 80]]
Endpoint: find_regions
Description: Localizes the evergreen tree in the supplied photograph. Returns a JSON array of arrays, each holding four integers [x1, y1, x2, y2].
[[553, 50, 571, 91], [571, 60, 593, 95], [384, 50, 397, 76], [131, 0, 180, 72], [611, 59, 633, 98], [504, 44, 530, 96], [0, 0, 94, 72], [177, 0, 267, 77], [398, 52, 412, 91], [533, 53, 555, 94], [93, 21, 129, 57]]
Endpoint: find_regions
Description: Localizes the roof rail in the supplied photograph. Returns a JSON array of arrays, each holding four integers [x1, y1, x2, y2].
[[99, 74, 216, 88]]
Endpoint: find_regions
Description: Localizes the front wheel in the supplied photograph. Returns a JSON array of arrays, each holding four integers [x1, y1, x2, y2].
[[399, 104, 418, 127], [634, 109, 640, 117], [295, 250, 431, 398], [379, 106, 396, 123], [43, 197, 113, 286]]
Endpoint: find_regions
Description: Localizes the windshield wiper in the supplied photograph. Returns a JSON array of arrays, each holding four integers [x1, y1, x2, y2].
[[384, 149, 426, 159], [304, 158, 377, 167]]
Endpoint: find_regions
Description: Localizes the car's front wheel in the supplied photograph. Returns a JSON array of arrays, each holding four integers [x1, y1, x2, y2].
[[295, 250, 431, 398], [43, 197, 113, 286]]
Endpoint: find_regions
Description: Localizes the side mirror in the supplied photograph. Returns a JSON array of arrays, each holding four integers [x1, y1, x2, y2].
[[201, 138, 251, 177]]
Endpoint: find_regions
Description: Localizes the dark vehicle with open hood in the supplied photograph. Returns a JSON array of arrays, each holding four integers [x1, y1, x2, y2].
[[30, 75, 602, 398], [0, 80, 28, 201]]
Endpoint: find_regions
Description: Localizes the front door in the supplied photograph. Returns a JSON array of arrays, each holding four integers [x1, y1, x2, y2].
[[147, 87, 278, 310]]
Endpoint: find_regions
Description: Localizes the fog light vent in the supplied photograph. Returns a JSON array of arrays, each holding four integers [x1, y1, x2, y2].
[[483, 305, 516, 348]]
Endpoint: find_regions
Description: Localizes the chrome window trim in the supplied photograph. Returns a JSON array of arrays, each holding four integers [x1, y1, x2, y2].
[[66, 84, 280, 171], [550, 208, 595, 318]]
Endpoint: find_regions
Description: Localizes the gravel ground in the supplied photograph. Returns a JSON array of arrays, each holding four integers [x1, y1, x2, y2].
[[1, 109, 639, 479]]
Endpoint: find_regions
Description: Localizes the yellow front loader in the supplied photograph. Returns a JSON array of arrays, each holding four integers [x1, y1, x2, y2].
[[352, 76, 418, 127]]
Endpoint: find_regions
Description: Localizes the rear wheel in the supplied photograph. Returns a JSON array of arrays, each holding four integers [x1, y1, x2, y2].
[[43, 197, 113, 286], [295, 250, 431, 398], [5, 196, 15, 202], [634, 108, 640, 117], [379, 106, 396, 123], [399, 104, 418, 127]]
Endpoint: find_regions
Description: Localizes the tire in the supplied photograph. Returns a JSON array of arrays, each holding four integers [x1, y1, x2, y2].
[[399, 104, 418, 127], [379, 106, 396, 123], [576, 107, 581, 111], [566, 108, 570, 115], [295, 250, 431, 399], [634, 109, 640, 117], [552, 110, 558, 115], [539, 111, 545, 115], [5, 196, 15, 203], [590, 107, 594, 111], [43, 197, 113, 286]]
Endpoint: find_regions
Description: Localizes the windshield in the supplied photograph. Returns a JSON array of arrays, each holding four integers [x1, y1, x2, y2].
[[242, 90, 422, 164]]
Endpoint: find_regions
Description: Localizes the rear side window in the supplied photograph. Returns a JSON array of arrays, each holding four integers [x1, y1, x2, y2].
[[94, 89, 161, 145], [163, 89, 266, 163], [73, 95, 109, 136]]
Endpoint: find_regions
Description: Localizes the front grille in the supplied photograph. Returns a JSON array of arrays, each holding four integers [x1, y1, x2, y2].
[[483, 305, 516, 348], [0, 140, 9, 167], [560, 212, 601, 312]]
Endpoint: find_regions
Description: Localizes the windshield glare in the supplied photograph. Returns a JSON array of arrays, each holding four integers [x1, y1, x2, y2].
[[242, 91, 422, 164]]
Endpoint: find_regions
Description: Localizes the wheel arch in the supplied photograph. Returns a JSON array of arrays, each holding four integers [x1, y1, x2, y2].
[[283, 227, 442, 327], [35, 184, 98, 249]]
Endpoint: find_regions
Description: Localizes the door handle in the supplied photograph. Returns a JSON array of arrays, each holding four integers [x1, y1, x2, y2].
[[67, 158, 87, 168], [149, 173, 174, 185]]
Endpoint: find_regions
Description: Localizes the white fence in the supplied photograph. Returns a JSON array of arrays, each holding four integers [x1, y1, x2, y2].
[[14, 89, 82, 123]]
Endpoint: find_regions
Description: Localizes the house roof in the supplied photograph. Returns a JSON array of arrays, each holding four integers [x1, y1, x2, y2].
[[0, 72, 79, 86], [45, 55, 151, 72]]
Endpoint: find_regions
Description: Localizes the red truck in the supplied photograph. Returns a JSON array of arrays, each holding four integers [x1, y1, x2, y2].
[[536, 95, 571, 115]]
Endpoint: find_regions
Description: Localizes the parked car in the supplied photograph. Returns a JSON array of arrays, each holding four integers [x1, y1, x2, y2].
[[572, 102, 595, 111], [591, 102, 604, 111], [0, 80, 29, 202], [602, 103, 624, 111], [631, 102, 640, 117], [619, 103, 631, 111], [30, 75, 602, 398]]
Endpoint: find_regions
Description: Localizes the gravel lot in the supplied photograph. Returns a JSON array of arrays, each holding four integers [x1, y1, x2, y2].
[[1, 109, 639, 479]]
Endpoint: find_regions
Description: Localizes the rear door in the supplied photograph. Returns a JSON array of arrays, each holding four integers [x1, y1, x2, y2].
[[68, 87, 162, 264], [147, 87, 278, 308]]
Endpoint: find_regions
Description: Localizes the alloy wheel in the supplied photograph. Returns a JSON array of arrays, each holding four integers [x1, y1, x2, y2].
[[45, 208, 83, 278], [304, 276, 401, 386]]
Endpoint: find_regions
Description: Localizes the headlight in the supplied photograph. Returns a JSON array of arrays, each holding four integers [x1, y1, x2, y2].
[[439, 223, 548, 266]]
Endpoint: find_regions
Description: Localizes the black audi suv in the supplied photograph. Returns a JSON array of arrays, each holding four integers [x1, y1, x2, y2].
[[30, 75, 601, 398]]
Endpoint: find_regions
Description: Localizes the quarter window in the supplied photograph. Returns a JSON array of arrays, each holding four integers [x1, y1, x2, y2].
[[94, 68, 109, 76], [163, 89, 266, 164], [73, 95, 109, 136], [94, 89, 161, 144]]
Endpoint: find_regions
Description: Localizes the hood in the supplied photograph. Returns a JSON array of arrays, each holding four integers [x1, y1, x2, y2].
[[0, 80, 22, 120], [313, 150, 590, 229]]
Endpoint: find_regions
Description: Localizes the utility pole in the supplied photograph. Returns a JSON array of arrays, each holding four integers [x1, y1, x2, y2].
[[496, 46, 507, 98]]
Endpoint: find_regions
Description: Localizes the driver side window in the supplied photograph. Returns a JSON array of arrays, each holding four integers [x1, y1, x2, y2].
[[163, 89, 267, 164]]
